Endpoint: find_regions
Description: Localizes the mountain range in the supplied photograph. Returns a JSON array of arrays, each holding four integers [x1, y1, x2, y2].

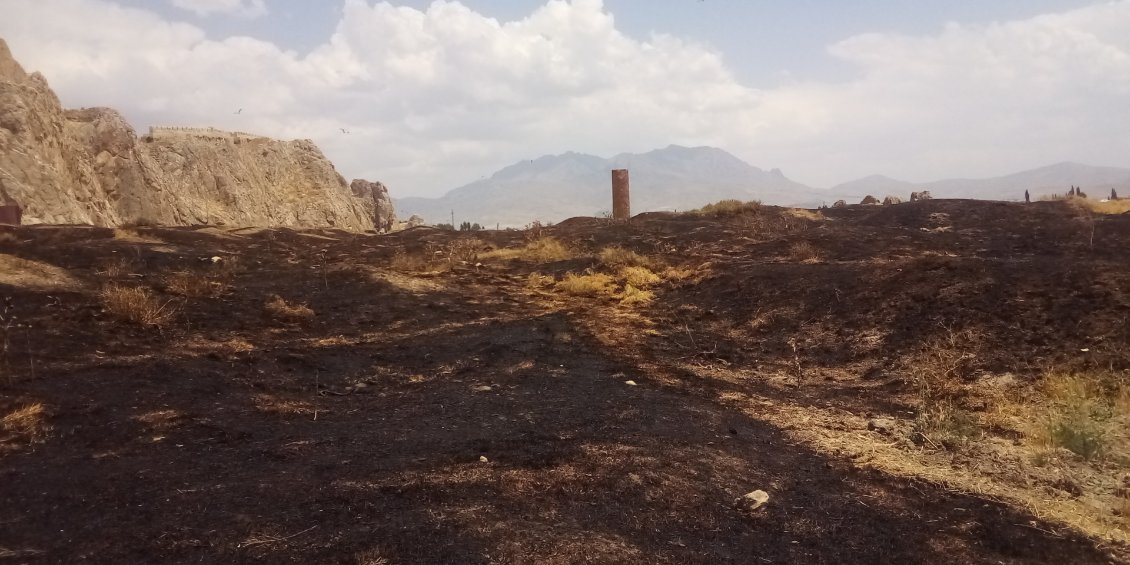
[[396, 147, 1130, 226]]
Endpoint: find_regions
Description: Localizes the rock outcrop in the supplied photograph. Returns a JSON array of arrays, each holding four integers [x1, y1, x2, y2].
[[860, 195, 880, 205], [0, 38, 394, 230]]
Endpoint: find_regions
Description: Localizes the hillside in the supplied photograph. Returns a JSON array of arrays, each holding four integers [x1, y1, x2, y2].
[[2, 199, 1129, 563], [396, 145, 825, 226], [0, 38, 393, 230]]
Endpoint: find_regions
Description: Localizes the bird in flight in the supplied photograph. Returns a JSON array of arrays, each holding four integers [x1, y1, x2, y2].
[[340, 128, 351, 134], [234, 108, 242, 114]]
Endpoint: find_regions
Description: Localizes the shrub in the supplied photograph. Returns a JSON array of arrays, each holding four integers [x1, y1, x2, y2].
[[913, 403, 980, 449], [389, 250, 438, 272], [99, 285, 177, 327]]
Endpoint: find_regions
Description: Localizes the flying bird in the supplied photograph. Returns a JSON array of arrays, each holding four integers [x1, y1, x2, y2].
[[234, 108, 242, 114], [340, 128, 351, 134]]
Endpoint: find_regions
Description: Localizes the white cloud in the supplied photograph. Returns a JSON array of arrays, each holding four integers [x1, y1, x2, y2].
[[170, 0, 267, 18], [1, 0, 1128, 195]]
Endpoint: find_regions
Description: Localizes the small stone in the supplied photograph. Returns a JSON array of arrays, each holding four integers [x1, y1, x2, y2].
[[736, 490, 770, 511], [210, 256, 223, 263], [868, 418, 896, 435], [479, 455, 489, 463], [474, 385, 493, 392], [624, 380, 638, 386]]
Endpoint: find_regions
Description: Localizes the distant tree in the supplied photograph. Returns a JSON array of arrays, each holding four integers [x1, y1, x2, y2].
[[435, 223, 455, 231], [459, 221, 483, 231]]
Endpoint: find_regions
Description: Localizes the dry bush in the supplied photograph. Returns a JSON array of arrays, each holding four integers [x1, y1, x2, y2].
[[907, 328, 983, 448], [598, 246, 657, 270], [618, 284, 655, 305], [99, 285, 177, 327], [619, 266, 661, 288], [694, 199, 762, 217], [264, 295, 315, 323], [446, 238, 485, 265], [527, 272, 555, 289], [555, 272, 617, 297], [99, 257, 137, 278], [787, 241, 822, 263], [1, 403, 49, 443], [482, 237, 574, 263]]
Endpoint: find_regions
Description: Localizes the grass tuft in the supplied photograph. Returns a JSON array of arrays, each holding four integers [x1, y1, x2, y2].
[[482, 237, 574, 263], [555, 272, 617, 297], [1031, 370, 1126, 460], [1, 403, 48, 443], [598, 246, 657, 270], [99, 285, 177, 327], [264, 295, 315, 323], [618, 284, 655, 305], [619, 266, 661, 288], [693, 199, 763, 217]]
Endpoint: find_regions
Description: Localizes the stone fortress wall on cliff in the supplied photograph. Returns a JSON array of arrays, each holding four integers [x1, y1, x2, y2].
[[147, 126, 268, 143]]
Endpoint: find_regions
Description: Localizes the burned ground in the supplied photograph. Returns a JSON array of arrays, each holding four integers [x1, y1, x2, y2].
[[1, 200, 1128, 563]]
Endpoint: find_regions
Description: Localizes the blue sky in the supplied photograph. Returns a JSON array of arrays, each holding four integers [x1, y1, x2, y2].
[[2, 0, 1128, 197]]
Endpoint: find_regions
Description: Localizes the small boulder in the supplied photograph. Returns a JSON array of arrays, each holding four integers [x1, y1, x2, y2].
[[735, 490, 770, 512], [882, 195, 903, 206], [832, 200, 847, 208], [860, 195, 880, 205]]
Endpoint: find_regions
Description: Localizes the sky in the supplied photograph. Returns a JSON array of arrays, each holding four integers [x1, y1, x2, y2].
[[1, 0, 1128, 197]]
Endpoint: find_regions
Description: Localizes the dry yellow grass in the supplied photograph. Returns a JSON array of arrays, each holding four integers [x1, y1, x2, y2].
[[598, 246, 657, 270], [482, 237, 574, 263], [389, 250, 441, 272], [693, 199, 762, 217], [264, 295, 315, 323], [1025, 369, 1128, 461], [787, 241, 822, 263], [1, 403, 48, 442], [163, 269, 229, 298], [555, 272, 617, 297], [1072, 198, 1130, 215], [526, 272, 555, 289], [99, 285, 177, 327], [619, 266, 661, 288], [618, 284, 655, 305]]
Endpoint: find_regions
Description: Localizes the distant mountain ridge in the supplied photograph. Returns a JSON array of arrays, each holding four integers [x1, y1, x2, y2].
[[830, 162, 1130, 202], [398, 152, 1130, 226], [396, 145, 825, 226]]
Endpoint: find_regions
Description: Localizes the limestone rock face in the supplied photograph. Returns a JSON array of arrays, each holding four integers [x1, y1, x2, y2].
[[350, 179, 396, 233], [0, 38, 393, 230]]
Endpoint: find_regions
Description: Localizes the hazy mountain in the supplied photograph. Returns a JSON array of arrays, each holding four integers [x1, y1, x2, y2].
[[830, 162, 1130, 203], [395, 145, 825, 227]]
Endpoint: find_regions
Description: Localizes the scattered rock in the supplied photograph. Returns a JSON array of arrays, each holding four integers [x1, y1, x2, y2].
[[910, 190, 932, 201], [860, 195, 880, 205], [473, 385, 493, 392], [832, 200, 847, 208], [479, 455, 489, 463], [624, 380, 638, 386], [882, 195, 903, 205], [735, 490, 770, 512], [867, 418, 897, 435]]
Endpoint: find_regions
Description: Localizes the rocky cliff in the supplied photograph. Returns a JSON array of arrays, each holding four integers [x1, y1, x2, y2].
[[0, 38, 394, 230]]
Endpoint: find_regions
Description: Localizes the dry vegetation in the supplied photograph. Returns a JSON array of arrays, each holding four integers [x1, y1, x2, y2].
[[98, 284, 177, 327], [263, 295, 315, 323], [2, 200, 1130, 563]]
